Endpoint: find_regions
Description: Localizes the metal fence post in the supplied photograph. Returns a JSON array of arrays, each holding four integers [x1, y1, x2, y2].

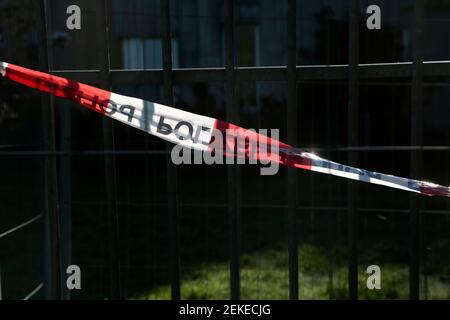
[[37, 0, 61, 300], [161, 0, 181, 300], [225, 0, 241, 300], [410, 0, 424, 300], [55, 1, 73, 301], [348, 0, 359, 300], [98, 0, 122, 300], [286, 0, 298, 300], [58, 100, 72, 300]]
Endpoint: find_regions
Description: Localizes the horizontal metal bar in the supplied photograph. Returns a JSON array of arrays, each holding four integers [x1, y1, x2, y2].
[[0, 144, 38, 149], [0, 146, 449, 157], [70, 200, 450, 215], [0, 214, 43, 240], [50, 60, 450, 84], [330, 145, 450, 152], [0, 150, 170, 156], [49, 70, 99, 83], [110, 69, 163, 83], [23, 283, 44, 300]]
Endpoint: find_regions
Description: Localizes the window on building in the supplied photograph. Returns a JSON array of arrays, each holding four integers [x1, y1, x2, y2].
[[122, 38, 179, 69]]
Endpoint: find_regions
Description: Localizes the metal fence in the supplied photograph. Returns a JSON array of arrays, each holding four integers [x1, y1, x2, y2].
[[2, 0, 449, 300]]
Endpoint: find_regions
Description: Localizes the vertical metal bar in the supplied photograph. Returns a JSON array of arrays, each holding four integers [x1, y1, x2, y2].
[[0, 263, 3, 300], [161, 0, 181, 300], [325, 1, 334, 299], [98, 0, 121, 300], [446, 151, 450, 301], [58, 100, 72, 300], [56, 2, 72, 300], [348, 0, 359, 300], [409, 0, 424, 301], [225, 0, 240, 300], [286, 0, 298, 300], [37, 0, 61, 300]]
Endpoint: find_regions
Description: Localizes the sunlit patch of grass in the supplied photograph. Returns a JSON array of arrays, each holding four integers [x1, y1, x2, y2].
[[133, 243, 449, 300]]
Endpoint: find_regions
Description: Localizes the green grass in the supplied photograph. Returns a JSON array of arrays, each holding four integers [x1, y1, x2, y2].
[[134, 243, 450, 300]]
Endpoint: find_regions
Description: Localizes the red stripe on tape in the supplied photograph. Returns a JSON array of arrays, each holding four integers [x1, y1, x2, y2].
[[5, 63, 112, 115]]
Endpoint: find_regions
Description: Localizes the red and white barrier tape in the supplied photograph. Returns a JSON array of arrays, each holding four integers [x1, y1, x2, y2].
[[1, 61, 449, 197]]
